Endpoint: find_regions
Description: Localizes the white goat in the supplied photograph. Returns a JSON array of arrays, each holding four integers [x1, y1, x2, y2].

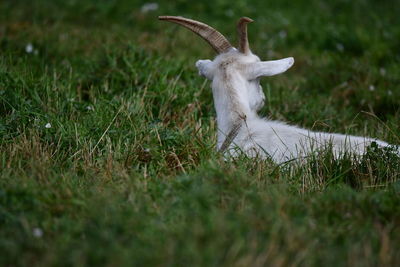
[[160, 16, 394, 163]]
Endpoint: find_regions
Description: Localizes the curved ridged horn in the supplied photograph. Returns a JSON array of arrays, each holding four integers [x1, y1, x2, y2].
[[159, 16, 233, 54], [237, 17, 253, 54]]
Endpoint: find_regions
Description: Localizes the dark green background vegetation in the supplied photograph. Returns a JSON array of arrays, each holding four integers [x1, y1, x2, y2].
[[1, 0, 400, 266]]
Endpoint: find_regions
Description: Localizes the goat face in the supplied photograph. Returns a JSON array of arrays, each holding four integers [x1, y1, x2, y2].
[[196, 50, 294, 113]]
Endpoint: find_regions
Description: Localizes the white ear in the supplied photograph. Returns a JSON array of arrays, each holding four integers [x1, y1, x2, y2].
[[246, 57, 294, 80], [195, 59, 214, 80]]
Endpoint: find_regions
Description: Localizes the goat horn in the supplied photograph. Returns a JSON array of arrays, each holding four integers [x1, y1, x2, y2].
[[158, 16, 233, 54], [237, 17, 253, 54]]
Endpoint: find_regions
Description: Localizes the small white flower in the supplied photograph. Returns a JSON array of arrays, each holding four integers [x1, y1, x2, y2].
[[388, 90, 393, 96], [33, 228, 43, 238], [279, 30, 287, 39], [140, 3, 158, 13], [144, 148, 150, 153], [25, 43, 34, 53], [336, 43, 344, 52], [86, 105, 94, 111], [380, 68, 386, 76], [369, 85, 375, 91], [45, 123, 52, 129]]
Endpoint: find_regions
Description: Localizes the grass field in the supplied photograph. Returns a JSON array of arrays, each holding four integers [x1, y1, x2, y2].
[[1, 0, 400, 266]]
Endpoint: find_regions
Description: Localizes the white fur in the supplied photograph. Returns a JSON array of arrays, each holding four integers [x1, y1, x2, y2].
[[196, 49, 393, 163]]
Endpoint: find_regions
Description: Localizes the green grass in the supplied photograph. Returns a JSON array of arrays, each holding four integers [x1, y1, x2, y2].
[[1, 0, 400, 266]]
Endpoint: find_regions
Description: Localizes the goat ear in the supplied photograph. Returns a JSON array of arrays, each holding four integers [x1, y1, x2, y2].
[[195, 59, 214, 80], [246, 57, 294, 79]]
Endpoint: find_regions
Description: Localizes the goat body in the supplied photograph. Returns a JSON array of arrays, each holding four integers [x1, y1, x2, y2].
[[197, 50, 390, 163], [160, 16, 394, 163]]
